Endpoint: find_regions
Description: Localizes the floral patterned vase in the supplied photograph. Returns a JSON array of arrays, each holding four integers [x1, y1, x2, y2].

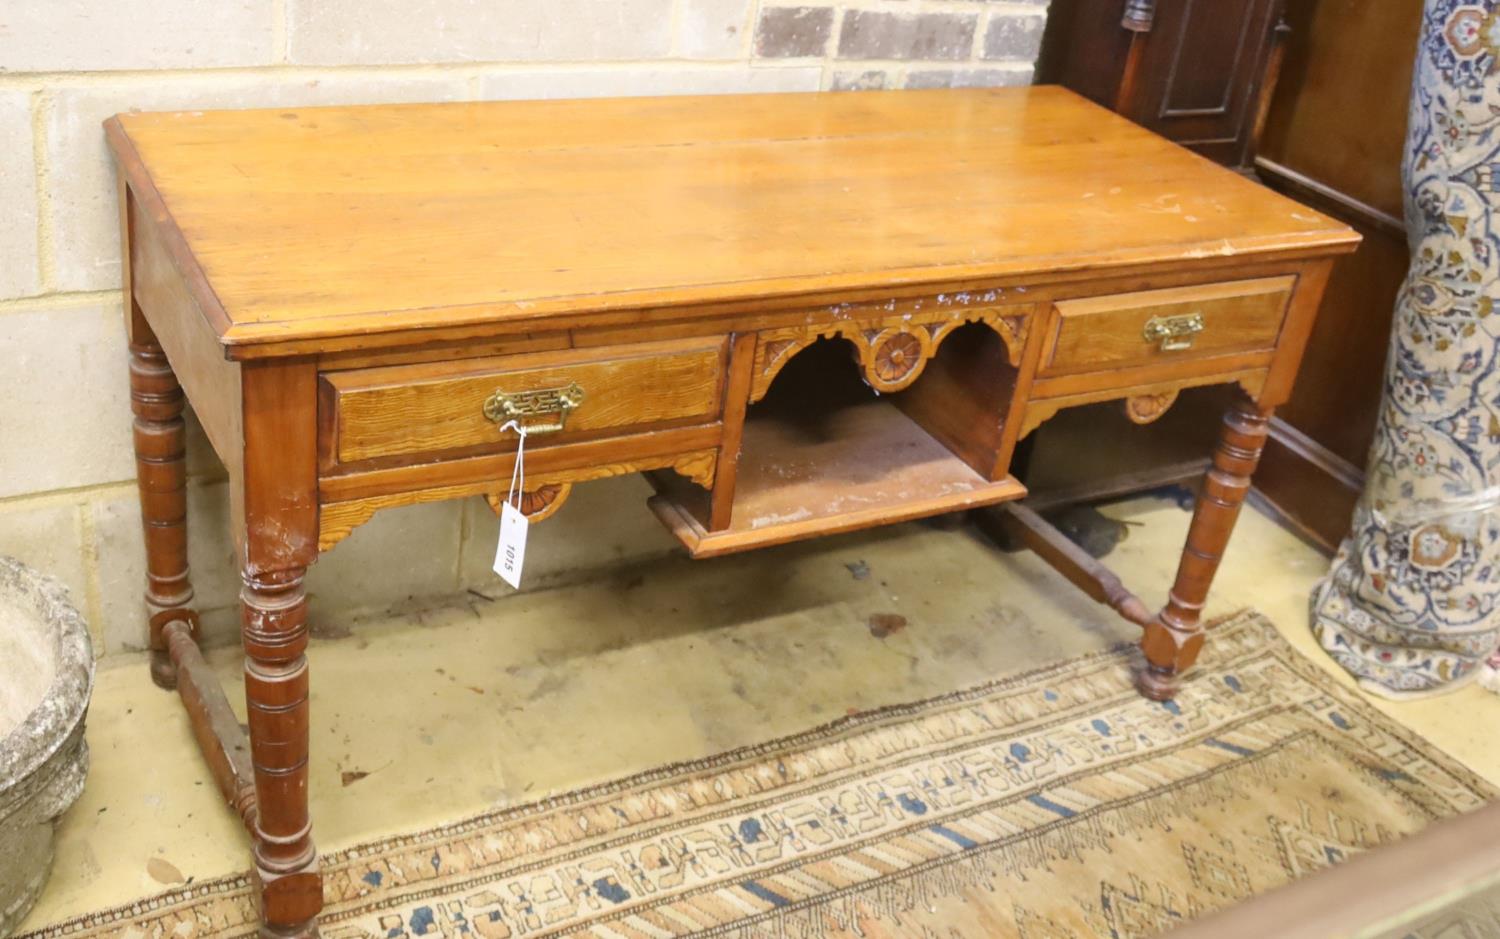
[[1310, 0, 1500, 699]]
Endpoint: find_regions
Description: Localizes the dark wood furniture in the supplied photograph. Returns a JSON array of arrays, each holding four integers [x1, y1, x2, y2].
[[1040, 0, 1291, 170], [1250, 0, 1420, 551], [106, 87, 1357, 936]]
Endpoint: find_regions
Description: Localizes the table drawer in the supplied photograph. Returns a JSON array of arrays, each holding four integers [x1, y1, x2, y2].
[[1039, 276, 1295, 376], [324, 337, 727, 464]]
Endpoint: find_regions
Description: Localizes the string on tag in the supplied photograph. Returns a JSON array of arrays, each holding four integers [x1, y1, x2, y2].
[[492, 420, 531, 589], [497, 420, 528, 512]]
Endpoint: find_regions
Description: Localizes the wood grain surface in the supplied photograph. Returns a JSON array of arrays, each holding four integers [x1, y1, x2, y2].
[[106, 87, 1357, 358], [1041, 276, 1294, 375], [324, 337, 726, 464]]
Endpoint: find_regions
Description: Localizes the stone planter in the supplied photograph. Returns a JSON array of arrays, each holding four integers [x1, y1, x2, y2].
[[0, 557, 93, 936]]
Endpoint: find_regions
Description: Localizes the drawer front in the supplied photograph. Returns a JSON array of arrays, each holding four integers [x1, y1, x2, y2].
[[1040, 276, 1295, 376], [325, 337, 727, 464]]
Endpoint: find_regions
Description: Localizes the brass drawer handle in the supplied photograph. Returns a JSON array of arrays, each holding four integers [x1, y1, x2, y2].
[[483, 382, 585, 436], [1143, 312, 1205, 352]]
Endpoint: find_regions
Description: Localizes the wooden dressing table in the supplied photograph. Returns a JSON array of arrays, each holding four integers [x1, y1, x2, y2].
[[105, 86, 1358, 936]]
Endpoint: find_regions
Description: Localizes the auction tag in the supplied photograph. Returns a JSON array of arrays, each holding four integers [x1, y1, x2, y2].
[[492, 418, 530, 589], [493, 501, 529, 588]]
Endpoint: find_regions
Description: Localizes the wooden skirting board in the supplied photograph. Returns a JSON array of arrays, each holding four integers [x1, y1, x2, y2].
[[1252, 417, 1363, 553]]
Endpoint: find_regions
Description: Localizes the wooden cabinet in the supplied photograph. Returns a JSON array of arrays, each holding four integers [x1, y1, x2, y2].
[[1040, 0, 1290, 169]]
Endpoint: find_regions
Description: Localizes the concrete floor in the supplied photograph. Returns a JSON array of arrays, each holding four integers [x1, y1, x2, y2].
[[19, 494, 1500, 932]]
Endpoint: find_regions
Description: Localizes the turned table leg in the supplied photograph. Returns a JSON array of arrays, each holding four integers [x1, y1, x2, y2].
[[236, 360, 324, 936], [1138, 394, 1272, 700], [242, 567, 322, 937], [129, 337, 198, 689]]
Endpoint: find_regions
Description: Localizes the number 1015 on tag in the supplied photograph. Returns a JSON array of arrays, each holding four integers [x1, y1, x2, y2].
[[493, 502, 528, 589]]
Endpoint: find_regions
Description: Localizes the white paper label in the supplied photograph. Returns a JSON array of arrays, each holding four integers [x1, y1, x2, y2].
[[493, 502, 529, 589]]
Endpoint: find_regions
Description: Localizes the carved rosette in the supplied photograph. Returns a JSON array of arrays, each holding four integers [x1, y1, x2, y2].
[[486, 483, 572, 522], [860, 328, 931, 393], [872, 330, 923, 381], [749, 304, 1033, 403], [1123, 390, 1179, 425]]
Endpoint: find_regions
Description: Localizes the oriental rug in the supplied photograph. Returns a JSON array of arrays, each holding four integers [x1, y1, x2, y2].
[[22, 612, 1495, 938]]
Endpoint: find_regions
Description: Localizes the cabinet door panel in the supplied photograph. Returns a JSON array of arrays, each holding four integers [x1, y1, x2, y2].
[[1138, 0, 1282, 165]]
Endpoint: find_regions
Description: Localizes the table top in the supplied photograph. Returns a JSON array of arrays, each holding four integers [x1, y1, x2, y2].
[[108, 86, 1358, 355]]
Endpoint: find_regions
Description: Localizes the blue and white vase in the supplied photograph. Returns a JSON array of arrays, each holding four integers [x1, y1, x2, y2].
[[1311, 0, 1500, 699]]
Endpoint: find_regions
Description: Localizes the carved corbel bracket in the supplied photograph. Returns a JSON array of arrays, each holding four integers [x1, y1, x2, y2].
[[1020, 400, 1067, 439]]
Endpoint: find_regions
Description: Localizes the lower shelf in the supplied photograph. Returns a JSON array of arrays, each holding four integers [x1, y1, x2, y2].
[[648, 400, 1026, 558]]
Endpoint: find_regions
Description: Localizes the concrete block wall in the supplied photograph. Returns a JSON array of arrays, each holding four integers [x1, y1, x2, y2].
[[0, 0, 1049, 658]]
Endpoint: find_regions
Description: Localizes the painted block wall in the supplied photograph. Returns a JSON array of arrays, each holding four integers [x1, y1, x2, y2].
[[0, 0, 1049, 656]]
